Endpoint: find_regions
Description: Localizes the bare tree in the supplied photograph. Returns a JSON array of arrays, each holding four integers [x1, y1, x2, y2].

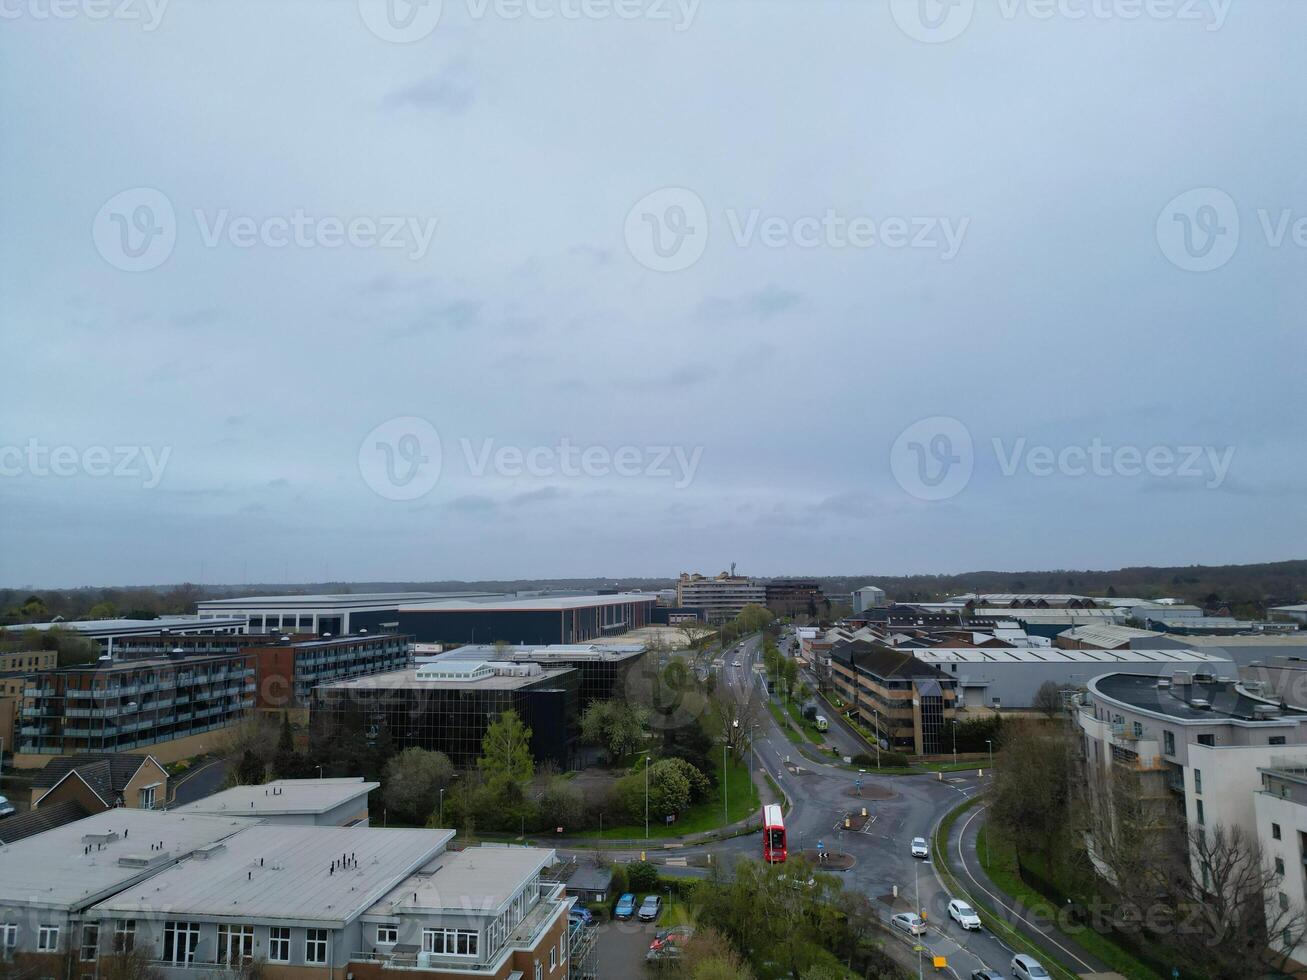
[[1032, 680, 1064, 719]]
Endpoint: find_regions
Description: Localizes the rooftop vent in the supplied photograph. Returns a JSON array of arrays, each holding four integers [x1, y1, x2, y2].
[[1253, 705, 1282, 719], [1194, 672, 1215, 684], [192, 843, 226, 859], [1189, 699, 1212, 710], [82, 832, 120, 847], [1156, 678, 1171, 688], [118, 851, 171, 869]]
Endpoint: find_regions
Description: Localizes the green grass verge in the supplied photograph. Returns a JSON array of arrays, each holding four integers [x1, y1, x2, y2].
[[930, 798, 1078, 980], [572, 754, 759, 840], [977, 827, 1164, 980], [783, 700, 825, 744]]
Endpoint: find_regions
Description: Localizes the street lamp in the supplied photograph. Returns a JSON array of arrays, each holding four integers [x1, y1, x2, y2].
[[439, 787, 445, 827], [644, 756, 651, 841], [952, 720, 958, 765], [986, 738, 993, 771], [872, 708, 881, 769]]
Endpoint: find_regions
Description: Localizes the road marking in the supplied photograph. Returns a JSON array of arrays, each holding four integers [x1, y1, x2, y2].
[[954, 804, 1096, 974]]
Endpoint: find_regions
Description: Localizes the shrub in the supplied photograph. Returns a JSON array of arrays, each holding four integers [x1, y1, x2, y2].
[[627, 861, 660, 892]]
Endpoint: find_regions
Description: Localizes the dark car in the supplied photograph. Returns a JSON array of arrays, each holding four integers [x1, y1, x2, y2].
[[971, 971, 1005, 980]]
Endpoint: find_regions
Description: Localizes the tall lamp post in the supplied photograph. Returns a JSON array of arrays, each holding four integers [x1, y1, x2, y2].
[[644, 756, 651, 841], [872, 707, 881, 769], [986, 738, 994, 771], [952, 720, 958, 765], [438, 787, 445, 827]]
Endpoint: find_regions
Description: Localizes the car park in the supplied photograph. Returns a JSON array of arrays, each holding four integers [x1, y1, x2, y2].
[[1011, 954, 1050, 979], [638, 895, 663, 921], [910, 836, 929, 859], [891, 913, 927, 937], [614, 893, 637, 919], [948, 899, 981, 929]]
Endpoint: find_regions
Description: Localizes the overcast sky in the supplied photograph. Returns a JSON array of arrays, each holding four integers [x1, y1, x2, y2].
[[2, 0, 1304, 588]]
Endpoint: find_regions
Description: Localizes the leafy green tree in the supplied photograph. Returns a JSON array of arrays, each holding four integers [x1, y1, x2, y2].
[[579, 700, 648, 763], [478, 709, 534, 787], [537, 774, 584, 831], [382, 747, 453, 825], [627, 860, 659, 892], [617, 758, 691, 822]]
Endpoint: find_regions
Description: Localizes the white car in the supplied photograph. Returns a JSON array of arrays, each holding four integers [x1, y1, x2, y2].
[[1011, 953, 1050, 979], [948, 899, 981, 930], [910, 837, 929, 859], [0, 796, 14, 819], [891, 912, 926, 937], [732, 660, 742, 668]]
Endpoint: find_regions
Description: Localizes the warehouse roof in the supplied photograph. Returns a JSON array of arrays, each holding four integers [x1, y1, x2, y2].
[[1057, 624, 1163, 648], [320, 663, 573, 691], [915, 647, 1231, 665], [0, 809, 254, 911], [177, 778, 378, 817], [199, 592, 495, 609], [406, 593, 656, 612], [94, 824, 455, 927]]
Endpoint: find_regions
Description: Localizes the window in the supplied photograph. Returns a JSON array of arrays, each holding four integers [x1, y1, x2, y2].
[[112, 920, 135, 952], [1273, 823, 1283, 840], [422, 929, 478, 957], [1, 924, 17, 958], [1194, 769, 1202, 794], [1196, 800, 1205, 825], [559, 935, 566, 962], [1271, 736, 1287, 746], [1163, 730, 1175, 755], [163, 922, 200, 964], [534, 961, 542, 980], [38, 926, 59, 952], [138, 785, 158, 809], [1197, 734, 1215, 746], [1276, 857, 1286, 875], [377, 926, 398, 945], [80, 925, 99, 962], [216, 925, 254, 964], [268, 928, 290, 963], [549, 946, 556, 970], [1280, 892, 1290, 912], [305, 929, 328, 964], [1132, 721, 1143, 738]]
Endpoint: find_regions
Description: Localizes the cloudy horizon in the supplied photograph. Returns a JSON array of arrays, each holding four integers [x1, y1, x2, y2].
[[2, 0, 1304, 589]]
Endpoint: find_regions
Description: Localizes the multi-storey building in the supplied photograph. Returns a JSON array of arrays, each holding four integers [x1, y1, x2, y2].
[[434, 643, 645, 709], [0, 649, 58, 673], [1254, 764, 1307, 969], [312, 661, 581, 769], [196, 592, 496, 635], [852, 585, 887, 613], [16, 653, 256, 766], [4, 617, 248, 654], [1078, 671, 1307, 861], [763, 581, 826, 617], [675, 573, 766, 624], [0, 810, 579, 980], [100, 631, 412, 722], [827, 640, 957, 755]]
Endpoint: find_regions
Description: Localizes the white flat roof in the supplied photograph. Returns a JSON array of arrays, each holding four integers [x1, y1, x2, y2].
[[6, 617, 247, 636], [198, 593, 495, 610], [368, 846, 555, 918], [94, 825, 455, 927], [914, 647, 1232, 665], [405, 593, 656, 612], [176, 778, 379, 817], [0, 809, 255, 911]]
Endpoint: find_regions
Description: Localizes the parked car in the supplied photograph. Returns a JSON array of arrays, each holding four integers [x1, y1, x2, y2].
[[0, 796, 14, 819], [637, 895, 663, 921], [948, 899, 982, 930], [1011, 954, 1050, 979], [910, 836, 929, 859], [614, 893, 637, 920], [890, 913, 926, 937], [568, 905, 595, 927], [970, 971, 1005, 980]]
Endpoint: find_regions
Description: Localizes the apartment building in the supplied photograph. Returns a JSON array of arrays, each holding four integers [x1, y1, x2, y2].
[[827, 640, 957, 755], [16, 652, 256, 766], [0, 811, 576, 980], [675, 573, 766, 624], [1079, 671, 1307, 854], [1255, 764, 1307, 968], [0, 649, 58, 673]]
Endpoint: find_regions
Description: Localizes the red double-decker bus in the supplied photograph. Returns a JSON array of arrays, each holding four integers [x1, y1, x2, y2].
[[762, 804, 787, 863]]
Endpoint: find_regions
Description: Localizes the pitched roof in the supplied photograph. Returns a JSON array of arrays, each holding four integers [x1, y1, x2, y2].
[[828, 640, 950, 681], [32, 753, 161, 806], [0, 800, 91, 845]]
